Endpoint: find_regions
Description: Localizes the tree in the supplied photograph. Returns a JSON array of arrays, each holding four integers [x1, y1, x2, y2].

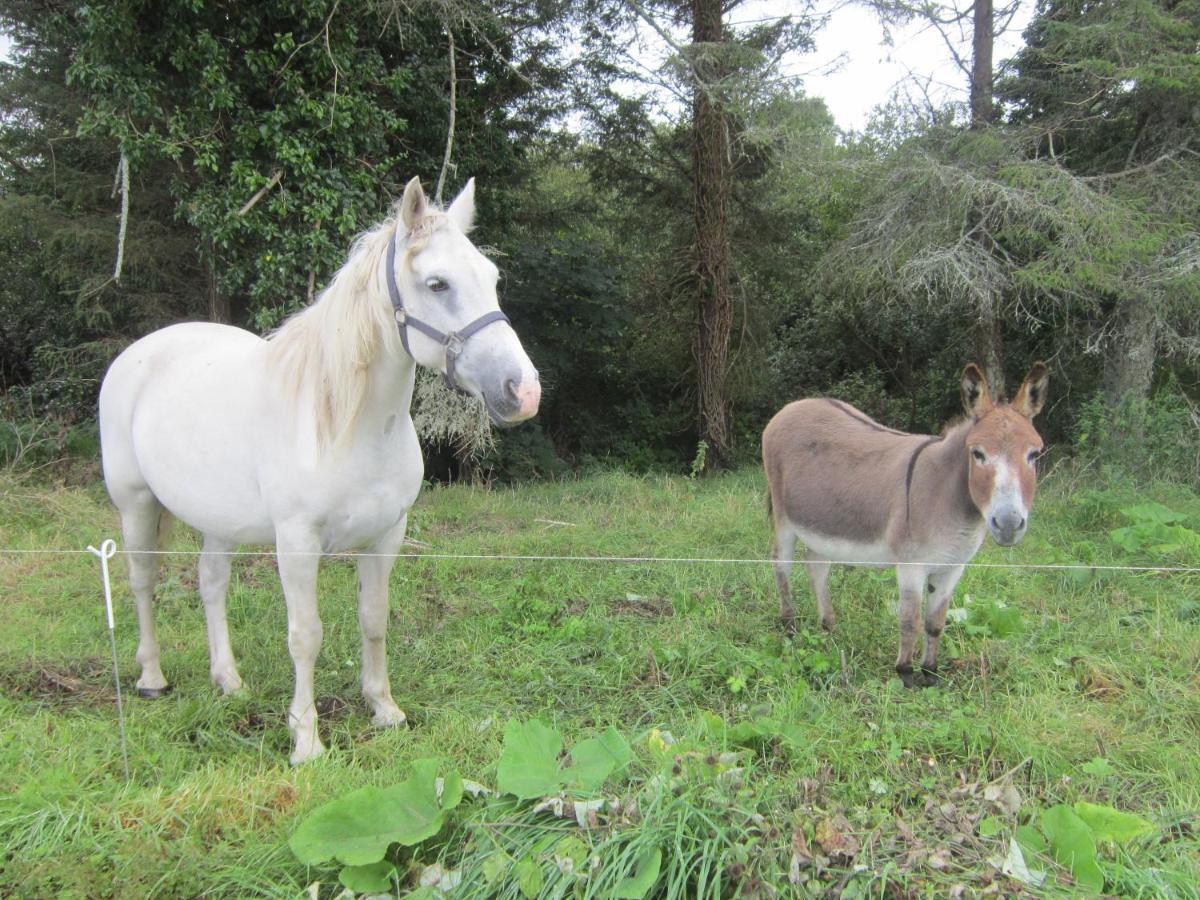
[[1000, 0, 1200, 404]]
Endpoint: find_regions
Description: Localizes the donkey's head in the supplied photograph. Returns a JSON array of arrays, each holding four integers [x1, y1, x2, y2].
[[960, 363, 1050, 547], [389, 177, 540, 425]]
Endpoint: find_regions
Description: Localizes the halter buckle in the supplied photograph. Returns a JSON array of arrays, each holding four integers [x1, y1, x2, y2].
[[394, 308, 407, 325], [444, 332, 464, 356]]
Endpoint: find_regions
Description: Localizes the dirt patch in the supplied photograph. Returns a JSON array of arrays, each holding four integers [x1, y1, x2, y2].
[[0, 658, 116, 706], [610, 594, 674, 618]]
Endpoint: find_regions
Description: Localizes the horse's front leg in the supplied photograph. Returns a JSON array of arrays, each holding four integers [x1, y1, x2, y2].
[[358, 516, 409, 728], [276, 525, 324, 765], [917, 564, 966, 686], [894, 565, 925, 688]]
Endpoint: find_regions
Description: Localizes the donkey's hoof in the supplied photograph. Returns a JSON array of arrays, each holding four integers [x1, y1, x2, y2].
[[780, 615, 798, 636], [137, 685, 171, 699], [896, 667, 918, 689], [916, 667, 941, 687]]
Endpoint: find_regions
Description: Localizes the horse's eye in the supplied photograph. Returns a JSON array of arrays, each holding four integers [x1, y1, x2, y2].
[[426, 277, 449, 293], [971, 448, 987, 464]]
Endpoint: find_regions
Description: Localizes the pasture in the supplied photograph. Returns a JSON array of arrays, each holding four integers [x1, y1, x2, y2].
[[1, 465, 1198, 897]]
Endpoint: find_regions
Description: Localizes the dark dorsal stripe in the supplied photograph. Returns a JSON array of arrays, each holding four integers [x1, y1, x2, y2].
[[905, 436, 942, 525], [819, 397, 944, 530], [822, 398, 911, 437]]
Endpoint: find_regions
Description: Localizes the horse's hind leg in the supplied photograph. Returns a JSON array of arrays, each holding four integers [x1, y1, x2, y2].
[[772, 521, 799, 634], [117, 490, 170, 697], [357, 517, 408, 728], [805, 557, 835, 631], [199, 535, 242, 695]]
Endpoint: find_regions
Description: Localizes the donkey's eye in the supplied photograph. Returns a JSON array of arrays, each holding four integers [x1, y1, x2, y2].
[[971, 448, 987, 464], [1027, 449, 1041, 464], [425, 277, 449, 293]]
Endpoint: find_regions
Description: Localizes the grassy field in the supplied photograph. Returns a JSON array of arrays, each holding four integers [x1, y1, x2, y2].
[[1, 463, 1198, 897]]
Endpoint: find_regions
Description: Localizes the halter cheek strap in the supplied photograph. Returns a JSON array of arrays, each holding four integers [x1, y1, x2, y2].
[[385, 231, 510, 395]]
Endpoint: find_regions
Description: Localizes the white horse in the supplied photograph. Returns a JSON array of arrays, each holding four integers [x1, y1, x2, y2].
[[99, 178, 540, 763]]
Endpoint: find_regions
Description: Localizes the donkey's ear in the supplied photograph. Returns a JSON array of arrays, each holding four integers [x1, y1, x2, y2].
[[445, 178, 476, 233], [961, 364, 993, 417], [399, 177, 427, 231], [1012, 362, 1050, 419]]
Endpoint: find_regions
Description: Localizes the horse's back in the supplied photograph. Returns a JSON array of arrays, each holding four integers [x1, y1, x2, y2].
[[762, 398, 926, 545], [100, 323, 275, 541]]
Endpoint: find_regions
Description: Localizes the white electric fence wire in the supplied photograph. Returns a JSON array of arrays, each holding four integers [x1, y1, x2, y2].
[[86, 539, 130, 782], [19, 544, 1192, 572]]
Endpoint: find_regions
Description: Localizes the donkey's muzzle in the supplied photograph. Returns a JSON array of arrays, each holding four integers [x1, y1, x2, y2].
[[988, 512, 1027, 547]]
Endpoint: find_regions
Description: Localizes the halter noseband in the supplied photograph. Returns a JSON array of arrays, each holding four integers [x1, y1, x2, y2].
[[385, 229, 510, 395]]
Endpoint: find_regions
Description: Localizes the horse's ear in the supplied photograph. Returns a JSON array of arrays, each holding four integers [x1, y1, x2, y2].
[[445, 178, 476, 232], [1012, 362, 1050, 419], [399, 177, 427, 231], [961, 364, 993, 417]]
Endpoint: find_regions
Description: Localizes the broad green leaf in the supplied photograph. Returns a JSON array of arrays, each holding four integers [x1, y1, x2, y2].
[[564, 726, 633, 792], [1080, 757, 1114, 778], [1120, 503, 1188, 526], [515, 855, 544, 899], [1015, 823, 1047, 858], [978, 815, 1004, 837], [497, 719, 562, 799], [1074, 802, 1154, 844], [481, 852, 512, 885], [612, 847, 662, 899], [338, 860, 396, 893], [439, 770, 464, 811], [289, 759, 457, 866], [1041, 804, 1103, 892], [555, 834, 589, 868]]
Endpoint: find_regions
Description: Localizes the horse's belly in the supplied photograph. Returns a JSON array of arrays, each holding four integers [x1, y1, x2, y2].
[[123, 332, 276, 542]]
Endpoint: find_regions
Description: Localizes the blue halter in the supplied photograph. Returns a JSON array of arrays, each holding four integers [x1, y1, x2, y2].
[[385, 231, 510, 395]]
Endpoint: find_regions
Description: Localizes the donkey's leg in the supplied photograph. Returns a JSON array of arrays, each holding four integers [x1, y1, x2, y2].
[[772, 521, 799, 634], [917, 564, 966, 686], [894, 565, 926, 688], [805, 557, 835, 631], [276, 526, 324, 765], [358, 517, 408, 728], [199, 535, 242, 695], [118, 490, 170, 698]]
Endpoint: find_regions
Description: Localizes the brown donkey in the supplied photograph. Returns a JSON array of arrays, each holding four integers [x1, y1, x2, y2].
[[762, 363, 1049, 687]]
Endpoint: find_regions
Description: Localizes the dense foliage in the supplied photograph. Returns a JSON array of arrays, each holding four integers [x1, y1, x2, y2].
[[1, 0, 1197, 480]]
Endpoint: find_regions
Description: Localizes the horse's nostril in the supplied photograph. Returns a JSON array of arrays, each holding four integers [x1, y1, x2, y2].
[[990, 516, 1000, 530], [1018, 517, 1027, 531], [504, 378, 519, 403]]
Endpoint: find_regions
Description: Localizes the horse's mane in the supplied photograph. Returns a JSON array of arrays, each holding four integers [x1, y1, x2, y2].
[[266, 203, 449, 451]]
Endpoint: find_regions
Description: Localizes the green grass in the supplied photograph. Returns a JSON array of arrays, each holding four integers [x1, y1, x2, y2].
[[1, 465, 1198, 897]]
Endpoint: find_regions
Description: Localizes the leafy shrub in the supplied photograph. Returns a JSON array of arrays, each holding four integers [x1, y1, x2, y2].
[[1075, 384, 1200, 486]]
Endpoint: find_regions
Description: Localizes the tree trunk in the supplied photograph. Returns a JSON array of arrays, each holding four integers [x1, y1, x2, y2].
[[1103, 296, 1158, 405], [691, 0, 733, 471], [974, 293, 1005, 398], [970, 0, 994, 129], [206, 251, 230, 324], [969, 0, 1002, 395]]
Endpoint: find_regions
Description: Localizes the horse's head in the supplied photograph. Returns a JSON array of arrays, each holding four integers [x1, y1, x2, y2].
[[960, 362, 1049, 547], [388, 177, 540, 426]]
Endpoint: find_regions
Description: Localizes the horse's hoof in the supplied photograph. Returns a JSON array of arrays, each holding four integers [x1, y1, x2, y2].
[[137, 685, 171, 699], [372, 708, 408, 729]]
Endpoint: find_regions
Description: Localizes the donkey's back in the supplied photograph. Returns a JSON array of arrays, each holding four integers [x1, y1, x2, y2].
[[762, 398, 932, 550]]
